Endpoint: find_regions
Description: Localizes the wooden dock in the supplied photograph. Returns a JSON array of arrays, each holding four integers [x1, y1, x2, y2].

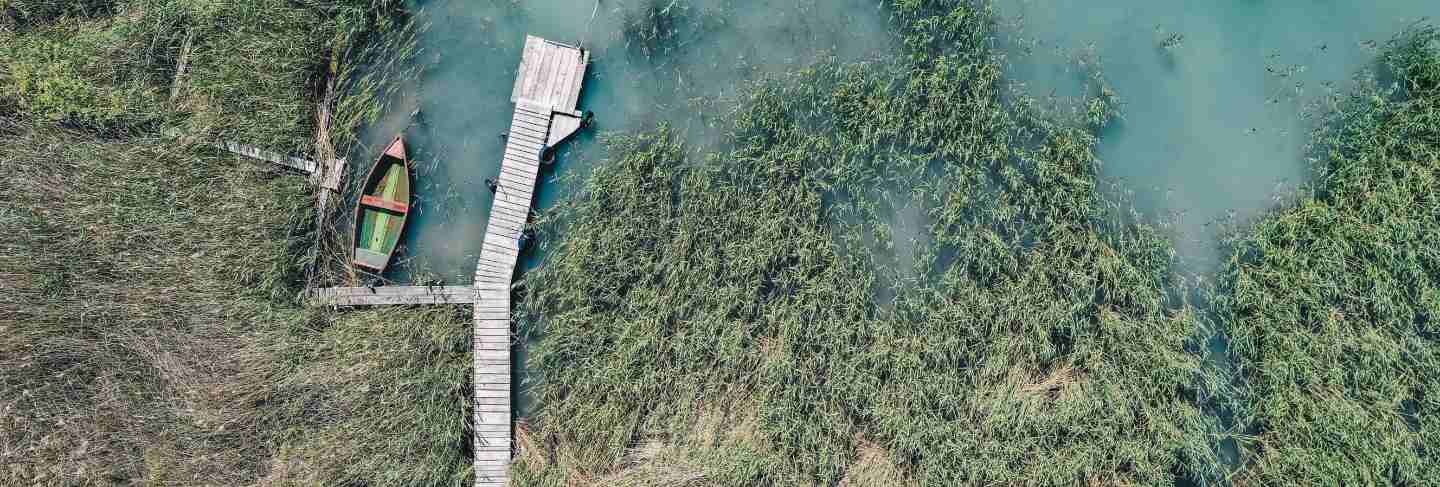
[[473, 36, 589, 486], [308, 285, 479, 306]]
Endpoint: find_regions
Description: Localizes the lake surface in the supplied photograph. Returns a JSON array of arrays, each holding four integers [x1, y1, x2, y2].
[[997, 0, 1440, 266]]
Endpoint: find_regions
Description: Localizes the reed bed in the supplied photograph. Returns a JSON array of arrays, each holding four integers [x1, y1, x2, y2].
[[516, 1, 1222, 485], [1213, 25, 1440, 485], [1, 2, 465, 486]]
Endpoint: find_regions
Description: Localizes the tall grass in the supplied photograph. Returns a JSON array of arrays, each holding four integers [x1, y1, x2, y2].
[[1, 1, 465, 485], [1214, 24, 1440, 485]]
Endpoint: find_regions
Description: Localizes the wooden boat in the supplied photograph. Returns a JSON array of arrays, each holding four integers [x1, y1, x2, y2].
[[352, 136, 411, 273]]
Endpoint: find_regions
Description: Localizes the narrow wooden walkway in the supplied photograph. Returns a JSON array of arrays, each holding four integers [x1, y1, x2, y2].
[[308, 285, 478, 306], [473, 36, 589, 487]]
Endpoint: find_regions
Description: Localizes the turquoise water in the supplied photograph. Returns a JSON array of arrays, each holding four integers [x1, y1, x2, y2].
[[998, 0, 1440, 265]]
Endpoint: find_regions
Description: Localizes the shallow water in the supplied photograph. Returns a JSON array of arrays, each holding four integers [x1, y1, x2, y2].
[[999, 0, 1438, 266], [996, 1, 1440, 471]]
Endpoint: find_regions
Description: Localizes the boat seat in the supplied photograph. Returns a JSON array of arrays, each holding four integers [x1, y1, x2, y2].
[[354, 248, 390, 271], [360, 195, 409, 213]]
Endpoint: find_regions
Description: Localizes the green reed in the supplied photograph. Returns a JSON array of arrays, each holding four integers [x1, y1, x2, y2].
[[1212, 23, 1440, 485], [515, 2, 1224, 485]]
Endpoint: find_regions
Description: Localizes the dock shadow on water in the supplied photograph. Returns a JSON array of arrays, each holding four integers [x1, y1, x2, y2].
[[364, 0, 896, 417]]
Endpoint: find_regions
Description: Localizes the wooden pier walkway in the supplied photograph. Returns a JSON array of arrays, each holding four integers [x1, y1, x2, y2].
[[308, 285, 478, 306], [473, 36, 589, 486]]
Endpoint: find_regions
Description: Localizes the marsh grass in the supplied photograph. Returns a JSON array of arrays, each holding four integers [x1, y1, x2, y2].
[[1, 1, 466, 485], [516, 2, 1223, 485], [1214, 24, 1440, 485]]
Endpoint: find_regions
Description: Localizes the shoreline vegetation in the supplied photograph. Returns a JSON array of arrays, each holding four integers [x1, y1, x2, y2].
[[2, 1, 1436, 486]]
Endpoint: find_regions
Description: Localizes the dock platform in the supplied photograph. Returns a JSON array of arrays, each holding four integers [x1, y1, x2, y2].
[[473, 36, 589, 486]]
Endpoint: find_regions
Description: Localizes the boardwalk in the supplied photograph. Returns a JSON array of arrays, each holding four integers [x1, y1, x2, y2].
[[308, 285, 478, 306], [473, 36, 589, 486]]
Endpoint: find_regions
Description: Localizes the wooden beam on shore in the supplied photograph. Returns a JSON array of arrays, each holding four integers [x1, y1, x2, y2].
[[309, 285, 479, 306]]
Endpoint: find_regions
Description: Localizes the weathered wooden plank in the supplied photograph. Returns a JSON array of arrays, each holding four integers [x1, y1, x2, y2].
[[474, 396, 511, 406], [502, 162, 539, 177], [473, 385, 511, 395], [495, 187, 533, 204], [510, 120, 547, 136], [495, 189, 535, 209], [476, 336, 513, 346], [560, 47, 581, 109], [506, 140, 544, 156], [511, 35, 542, 103], [549, 113, 583, 147], [561, 48, 584, 110], [474, 450, 511, 462], [544, 41, 567, 107], [522, 40, 550, 105], [548, 47, 572, 112], [485, 216, 525, 235], [474, 260, 514, 274], [474, 260, 515, 277], [521, 39, 545, 103], [477, 254, 517, 268], [491, 198, 532, 218], [512, 122, 548, 139], [482, 241, 520, 257], [309, 286, 478, 306], [218, 140, 318, 173], [496, 174, 536, 194], [507, 130, 547, 147], [474, 257, 514, 270], [502, 153, 542, 170]]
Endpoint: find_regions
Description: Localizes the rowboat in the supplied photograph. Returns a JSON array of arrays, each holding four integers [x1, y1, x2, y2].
[[352, 136, 412, 273]]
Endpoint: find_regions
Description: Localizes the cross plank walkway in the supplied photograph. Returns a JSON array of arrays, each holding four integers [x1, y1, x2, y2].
[[473, 35, 589, 487], [308, 285, 478, 306]]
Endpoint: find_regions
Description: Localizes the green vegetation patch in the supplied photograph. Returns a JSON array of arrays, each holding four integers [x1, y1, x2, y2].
[[0, 123, 470, 485], [1216, 26, 1440, 485], [0, 17, 164, 129], [0, 123, 311, 484], [0, 0, 410, 152], [516, 2, 1220, 485], [0, 1, 456, 484]]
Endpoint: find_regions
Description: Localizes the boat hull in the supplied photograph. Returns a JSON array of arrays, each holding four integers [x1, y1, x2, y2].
[[352, 137, 411, 274]]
